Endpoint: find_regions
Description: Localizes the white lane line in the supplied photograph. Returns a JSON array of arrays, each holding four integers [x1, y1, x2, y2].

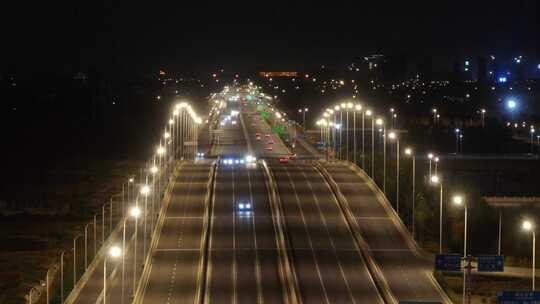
[[283, 165, 331, 304], [232, 166, 237, 304], [300, 165, 356, 304], [248, 167, 264, 304]]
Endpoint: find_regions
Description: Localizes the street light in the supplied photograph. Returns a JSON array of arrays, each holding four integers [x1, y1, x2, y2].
[[104, 246, 122, 304], [522, 220, 536, 290], [530, 128, 536, 154], [455, 128, 461, 154], [366, 110, 373, 175], [480, 109, 486, 128], [376, 118, 385, 192], [428, 153, 434, 177], [453, 194, 469, 304], [404, 147, 416, 238], [507, 99, 517, 121], [388, 131, 400, 214], [431, 175, 444, 254]]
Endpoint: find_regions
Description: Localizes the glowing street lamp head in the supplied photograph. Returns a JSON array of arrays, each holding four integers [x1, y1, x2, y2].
[[365, 110, 372, 116], [304, 108, 308, 112], [168, 119, 174, 125], [355, 104, 362, 111], [404, 147, 413, 155], [109, 246, 122, 258], [151, 166, 158, 174], [347, 102, 353, 109], [140, 185, 150, 195], [507, 100, 517, 110], [430, 175, 440, 184], [388, 132, 397, 140], [129, 178, 134, 183], [129, 206, 141, 218], [432, 108, 437, 113], [340, 102, 346, 108], [375, 118, 384, 126], [455, 128, 460, 134], [173, 109, 179, 116], [390, 108, 395, 113], [428, 153, 434, 159], [334, 105, 340, 111], [452, 195, 464, 206], [523, 220, 534, 231], [481, 109, 486, 114], [157, 146, 165, 155], [164, 132, 171, 139], [434, 157, 439, 163]]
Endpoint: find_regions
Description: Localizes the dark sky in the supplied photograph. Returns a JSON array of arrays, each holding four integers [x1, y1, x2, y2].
[[2, 2, 538, 75]]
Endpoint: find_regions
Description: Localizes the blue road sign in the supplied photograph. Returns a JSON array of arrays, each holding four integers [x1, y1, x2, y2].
[[497, 291, 540, 303], [477, 255, 504, 272], [435, 254, 461, 271]]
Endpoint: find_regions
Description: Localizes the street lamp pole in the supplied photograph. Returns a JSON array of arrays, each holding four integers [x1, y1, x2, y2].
[[405, 148, 416, 238], [431, 175, 443, 254], [73, 234, 82, 287], [362, 109, 366, 169], [523, 220, 536, 291]]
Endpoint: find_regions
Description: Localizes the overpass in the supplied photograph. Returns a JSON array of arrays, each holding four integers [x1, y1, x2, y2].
[[56, 84, 450, 304]]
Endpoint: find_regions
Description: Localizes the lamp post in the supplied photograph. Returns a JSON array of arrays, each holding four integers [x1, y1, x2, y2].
[[530, 128, 536, 154], [140, 184, 150, 260], [60, 250, 66, 303], [453, 194, 469, 304], [405, 148, 416, 238], [480, 109, 486, 128], [375, 118, 384, 188], [388, 131, 400, 214], [361, 106, 366, 169], [346, 102, 353, 161], [522, 220, 536, 291], [434, 157, 439, 176], [354, 104, 362, 165], [84, 223, 93, 269], [122, 206, 141, 304], [104, 246, 122, 304], [73, 234, 82, 287], [455, 128, 461, 154], [298, 107, 308, 131], [366, 110, 374, 176], [432, 108, 438, 125], [428, 153, 434, 177], [431, 175, 443, 254]]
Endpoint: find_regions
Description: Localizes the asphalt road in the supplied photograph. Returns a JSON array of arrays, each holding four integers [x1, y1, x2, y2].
[[141, 161, 212, 304], [270, 161, 384, 303], [322, 162, 447, 302]]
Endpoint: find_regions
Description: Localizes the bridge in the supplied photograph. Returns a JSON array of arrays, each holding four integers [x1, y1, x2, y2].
[[37, 84, 451, 304]]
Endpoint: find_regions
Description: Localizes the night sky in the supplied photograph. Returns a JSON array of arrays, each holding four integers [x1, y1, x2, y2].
[[2, 2, 538, 75]]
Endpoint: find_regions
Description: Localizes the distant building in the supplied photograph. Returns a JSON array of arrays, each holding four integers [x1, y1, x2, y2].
[[259, 72, 298, 78]]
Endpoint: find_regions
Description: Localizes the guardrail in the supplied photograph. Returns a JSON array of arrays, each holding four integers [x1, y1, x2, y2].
[[196, 160, 217, 304], [261, 160, 302, 304], [314, 162, 395, 304]]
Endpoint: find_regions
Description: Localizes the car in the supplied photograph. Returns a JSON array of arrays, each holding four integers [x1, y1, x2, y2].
[[264, 146, 273, 151], [279, 157, 289, 163], [236, 201, 252, 211]]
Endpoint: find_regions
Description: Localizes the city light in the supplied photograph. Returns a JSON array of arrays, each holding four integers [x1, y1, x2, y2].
[[523, 220, 533, 231], [507, 99, 517, 110], [452, 195, 464, 206], [404, 147, 413, 155], [430, 175, 440, 184], [129, 207, 141, 218], [109, 246, 121, 258], [140, 185, 150, 195]]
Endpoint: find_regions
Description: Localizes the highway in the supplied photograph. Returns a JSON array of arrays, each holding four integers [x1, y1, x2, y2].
[[141, 161, 212, 304], [271, 162, 384, 303], [205, 161, 284, 304], [321, 162, 448, 303], [81, 86, 451, 304]]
